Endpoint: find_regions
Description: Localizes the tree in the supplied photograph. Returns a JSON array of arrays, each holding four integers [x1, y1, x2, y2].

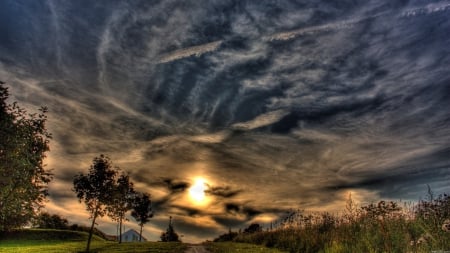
[[33, 212, 68, 229], [107, 172, 135, 243], [0, 83, 52, 231], [131, 192, 153, 242], [160, 216, 181, 242], [73, 155, 118, 252], [244, 223, 262, 234]]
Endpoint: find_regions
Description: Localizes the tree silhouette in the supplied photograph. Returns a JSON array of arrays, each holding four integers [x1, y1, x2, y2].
[[73, 155, 118, 252], [244, 223, 262, 234], [160, 216, 181, 242], [107, 172, 134, 243], [33, 212, 68, 229], [131, 192, 153, 242], [0, 83, 52, 231]]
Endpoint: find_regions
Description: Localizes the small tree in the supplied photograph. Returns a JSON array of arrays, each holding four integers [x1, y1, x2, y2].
[[107, 172, 135, 243], [0, 83, 52, 231], [160, 216, 181, 242], [73, 155, 118, 252], [131, 192, 153, 242]]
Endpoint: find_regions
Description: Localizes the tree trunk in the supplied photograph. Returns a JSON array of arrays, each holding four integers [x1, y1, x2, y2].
[[139, 224, 143, 242], [118, 216, 122, 243], [86, 208, 98, 253], [116, 222, 119, 242]]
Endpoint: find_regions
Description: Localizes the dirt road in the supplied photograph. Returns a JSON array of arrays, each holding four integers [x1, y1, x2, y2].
[[184, 244, 211, 253]]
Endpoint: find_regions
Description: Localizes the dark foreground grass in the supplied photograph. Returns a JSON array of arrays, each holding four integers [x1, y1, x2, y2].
[[232, 194, 450, 253], [0, 229, 187, 253], [205, 242, 287, 253]]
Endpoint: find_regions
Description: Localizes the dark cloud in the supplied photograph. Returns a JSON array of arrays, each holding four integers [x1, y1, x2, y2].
[[225, 203, 240, 213], [163, 178, 190, 193], [328, 165, 450, 200], [206, 186, 241, 198], [171, 205, 203, 217]]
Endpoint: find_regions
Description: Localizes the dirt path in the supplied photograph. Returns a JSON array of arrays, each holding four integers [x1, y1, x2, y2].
[[184, 244, 211, 253]]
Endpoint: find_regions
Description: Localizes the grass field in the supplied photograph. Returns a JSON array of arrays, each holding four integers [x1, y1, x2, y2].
[[205, 242, 287, 253], [0, 241, 187, 253], [0, 229, 288, 253], [0, 229, 187, 253]]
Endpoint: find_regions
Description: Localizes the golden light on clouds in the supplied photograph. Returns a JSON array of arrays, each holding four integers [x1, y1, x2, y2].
[[189, 178, 208, 204]]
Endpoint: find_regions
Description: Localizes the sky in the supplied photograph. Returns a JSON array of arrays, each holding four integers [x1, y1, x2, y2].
[[1, 0, 450, 243]]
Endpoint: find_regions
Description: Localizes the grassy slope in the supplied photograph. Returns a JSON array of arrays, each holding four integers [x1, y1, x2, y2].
[[0, 229, 187, 253], [205, 242, 287, 253]]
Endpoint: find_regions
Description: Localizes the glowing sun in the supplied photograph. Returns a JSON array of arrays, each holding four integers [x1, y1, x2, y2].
[[189, 178, 207, 203]]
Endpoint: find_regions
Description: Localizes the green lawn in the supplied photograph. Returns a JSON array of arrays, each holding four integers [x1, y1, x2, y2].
[[0, 230, 287, 253], [0, 229, 187, 253], [205, 242, 287, 253], [0, 241, 187, 253]]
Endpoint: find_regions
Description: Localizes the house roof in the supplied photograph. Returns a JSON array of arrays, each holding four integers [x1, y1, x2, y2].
[[122, 229, 147, 241]]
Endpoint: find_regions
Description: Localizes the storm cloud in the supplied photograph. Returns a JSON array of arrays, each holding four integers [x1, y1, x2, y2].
[[1, 0, 450, 242]]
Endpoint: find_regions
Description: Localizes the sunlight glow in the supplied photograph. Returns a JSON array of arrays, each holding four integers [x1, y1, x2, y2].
[[189, 178, 207, 203]]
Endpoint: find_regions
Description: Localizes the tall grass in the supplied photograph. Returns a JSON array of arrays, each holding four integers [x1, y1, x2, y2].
[[233, 193, 450, 253]]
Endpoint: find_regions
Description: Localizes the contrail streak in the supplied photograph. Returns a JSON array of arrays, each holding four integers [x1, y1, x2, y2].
[[264, 17, 368, 42], [157, 41, 223, 64]]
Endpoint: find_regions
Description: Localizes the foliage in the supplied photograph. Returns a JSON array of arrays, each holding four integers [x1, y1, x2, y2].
[[414, 192, 450, 250], [233, 193, 450, 253], [160, 216, 181, 242], [107, 172, 135, 243], [73, 154, 118, 252], [244, 223, 263, 234], [213, 229, 239, 242], [131, 192, 153, 242], [0, 83, 52, 231], [32, 212, 68, 230]]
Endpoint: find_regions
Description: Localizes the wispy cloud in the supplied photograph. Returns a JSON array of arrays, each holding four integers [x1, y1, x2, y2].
[[232, 110, 290, 130]]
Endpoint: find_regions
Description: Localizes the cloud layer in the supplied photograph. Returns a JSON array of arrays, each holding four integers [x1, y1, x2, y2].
[[1, 0, 450, 242]]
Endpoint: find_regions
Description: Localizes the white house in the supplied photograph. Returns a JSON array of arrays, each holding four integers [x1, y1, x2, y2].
[[120, 229, 147, 242]]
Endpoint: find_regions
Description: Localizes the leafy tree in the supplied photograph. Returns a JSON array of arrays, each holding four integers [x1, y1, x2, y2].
[[107, 172, 135, 243], [73, 155, 118, 252], [160, 216, 181, 242], [131, 192, 153, 242], [244, 223, 262, 234], [0, 83, 52, 231], [33, 212, 68, 229]]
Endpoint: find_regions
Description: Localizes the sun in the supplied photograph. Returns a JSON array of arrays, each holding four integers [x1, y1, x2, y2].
[[189, 178, 207, 203]]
